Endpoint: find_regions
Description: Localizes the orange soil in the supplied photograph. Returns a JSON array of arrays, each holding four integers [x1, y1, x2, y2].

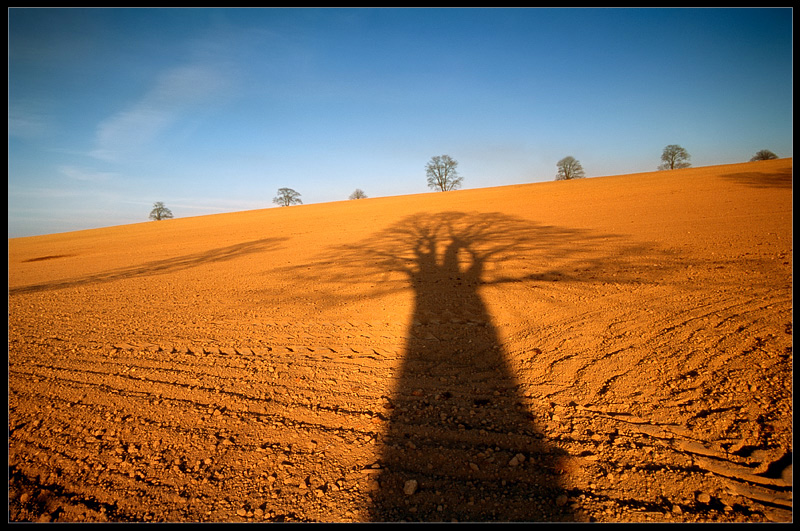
[[7, 158, 793, 522]]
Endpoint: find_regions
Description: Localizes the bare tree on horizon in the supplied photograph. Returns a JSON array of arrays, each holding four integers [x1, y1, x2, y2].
[[273, 188, 303, 207], [149, 201, 173, 221], [426, 154, 463, 192], [658, 144, 692, 170], [555, 156, 586, 180], [349, 188, 367, 200]]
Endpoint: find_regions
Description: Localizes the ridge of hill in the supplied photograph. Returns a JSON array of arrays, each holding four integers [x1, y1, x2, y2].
[[9, 158, 793, 243]]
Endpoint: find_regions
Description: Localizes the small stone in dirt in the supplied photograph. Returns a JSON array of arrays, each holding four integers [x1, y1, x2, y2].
[[556, 494, 569, 506], [509, 453, 526, 467], [696, 492, 711, 504], [781, 463, 792, 485], [403, 479, 418, 496]]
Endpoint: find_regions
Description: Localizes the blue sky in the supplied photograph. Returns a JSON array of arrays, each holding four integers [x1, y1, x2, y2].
[[9, 8, 793, 238]]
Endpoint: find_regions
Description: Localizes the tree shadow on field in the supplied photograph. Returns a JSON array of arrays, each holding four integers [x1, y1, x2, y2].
[[9, 237, 286, 295], [289, 211, 677, 522], [719, 166, 793, 189]]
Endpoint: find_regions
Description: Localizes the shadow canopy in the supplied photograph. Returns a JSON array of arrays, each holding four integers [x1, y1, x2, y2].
[[272, 211, 675, 521]]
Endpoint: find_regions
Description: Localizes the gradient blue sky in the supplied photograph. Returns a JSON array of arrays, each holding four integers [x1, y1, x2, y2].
[[9, 8, 793, 238]]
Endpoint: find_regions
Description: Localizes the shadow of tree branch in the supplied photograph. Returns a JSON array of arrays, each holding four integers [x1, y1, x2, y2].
[[9, 237, 286, 295], [718, 167, 792, 189]]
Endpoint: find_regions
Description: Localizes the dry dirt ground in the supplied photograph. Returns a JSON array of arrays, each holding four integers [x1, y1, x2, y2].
[[7, 158, 793, 523]]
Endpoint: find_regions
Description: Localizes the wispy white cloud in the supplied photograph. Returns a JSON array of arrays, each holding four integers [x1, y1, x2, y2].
[[106, 196, 270, 216], [151, 64, 233, 107], [8, 181, 118, 201], [90, 62, 235, 162], [165, 197, 273, 216], [58, 165, 118, 183], [8, 99, 53, 139]]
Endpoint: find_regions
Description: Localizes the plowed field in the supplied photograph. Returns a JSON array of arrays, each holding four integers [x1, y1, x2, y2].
[[8, 158, 793, 522]]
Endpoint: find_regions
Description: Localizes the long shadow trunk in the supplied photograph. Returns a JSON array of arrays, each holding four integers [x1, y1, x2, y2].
[[367, 217, 571, 521], [281, 211, 660, 521]]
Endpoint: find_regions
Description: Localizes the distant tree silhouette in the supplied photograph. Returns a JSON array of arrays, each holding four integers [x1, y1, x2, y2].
[[349, 188, 367, 200], [750, 149, 778, 161], [658, 144, 691, 170], [149, 201, 173, 221], [555, 156, 586, 180], [273, 188, 302, 207], [426, 154, 463, 192]]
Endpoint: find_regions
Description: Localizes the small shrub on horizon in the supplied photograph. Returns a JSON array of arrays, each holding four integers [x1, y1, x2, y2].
[[349, 189, 367, 200], [750, 149, 778, 162]]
